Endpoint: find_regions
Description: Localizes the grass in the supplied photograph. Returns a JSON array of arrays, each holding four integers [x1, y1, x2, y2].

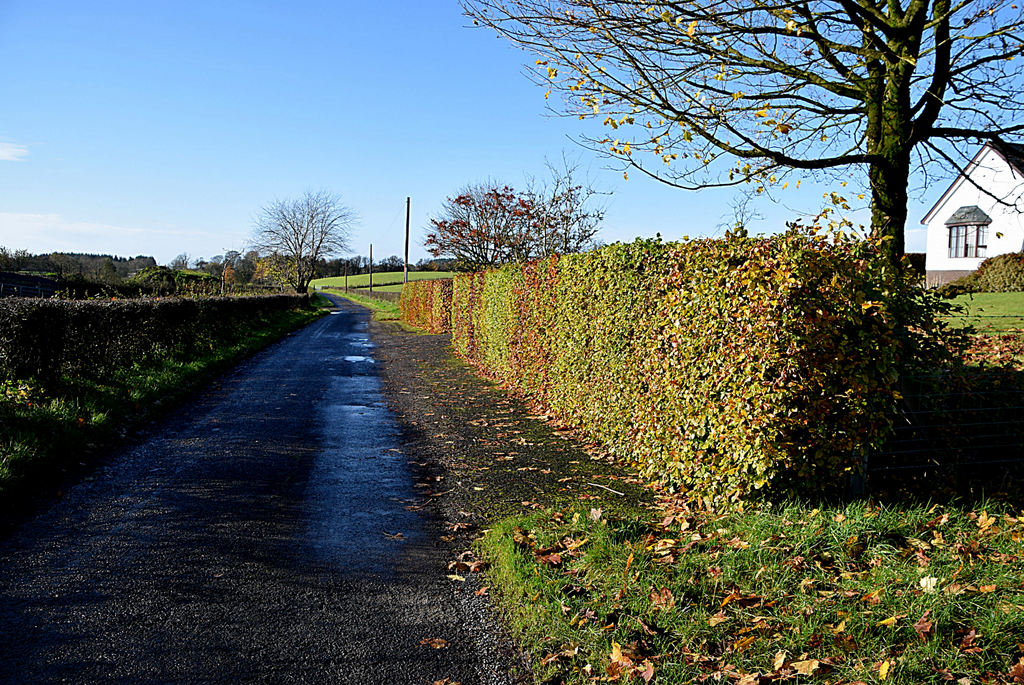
[[330, 290, 401, 321], [479, 499, 1024, 684], [311, 270, 453, 290], [0, 306, 324, 506], [945, 292, 1024, 333]]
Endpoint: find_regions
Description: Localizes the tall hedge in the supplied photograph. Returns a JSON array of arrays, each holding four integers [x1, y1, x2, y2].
[[451, 231, 954, 503], [0, 295, 310, 385], [399, 279, 453, 333]]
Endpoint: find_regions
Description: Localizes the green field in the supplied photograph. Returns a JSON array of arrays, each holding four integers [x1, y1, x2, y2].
[[945, 291, 1024, 332], [311, 271, 453, 290]]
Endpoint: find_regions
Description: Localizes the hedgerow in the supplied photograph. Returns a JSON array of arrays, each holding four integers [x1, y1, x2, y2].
[[451, 229, 957, 503], [938, 253, 1024, 296], [0, 295, 310, 385], [398, 279, 453, 333]]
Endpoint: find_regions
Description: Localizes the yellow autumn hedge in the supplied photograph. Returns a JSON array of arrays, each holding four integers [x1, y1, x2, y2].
[[449, 230, 955, 503], [399, 279, 453, 333]]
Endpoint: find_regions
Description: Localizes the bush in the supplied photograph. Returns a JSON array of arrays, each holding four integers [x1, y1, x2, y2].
[[973, 252, 1024, 292], [451, 230, 956, 504], [0, 295, 310, 385], [935, 273, 979, 298], [937, 253, 1024, 297], [399, 279, 453, 333]]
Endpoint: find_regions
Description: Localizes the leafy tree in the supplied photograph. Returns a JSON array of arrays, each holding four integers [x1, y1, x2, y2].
[[426, 169, 605, 269], [464, 0, 1024, 262], [379, 254, 406, 271], [426, 184, 538, 269], [251, 190, 356, 293]]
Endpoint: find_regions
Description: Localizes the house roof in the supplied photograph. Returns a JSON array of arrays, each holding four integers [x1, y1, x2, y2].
[[921, 140, 1024, 225], [944, 205, 992, 225], [991, 140, 1024, 176]]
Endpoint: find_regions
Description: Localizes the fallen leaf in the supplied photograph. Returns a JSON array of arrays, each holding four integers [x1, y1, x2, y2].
[[474, 586, 489, 596], [1009, 657, 1024, 682], [708, 611, 728, 627], [979, 584, 997, 593], [879, 658, 892, 680], [446, 574, 465, 582], [960, 628, 981, 653], [420, 638, 448, 649], [793, 659, 819, 675], [877, 614, 906, 628], [734, 635, 756, 651], [913, 610, 934, 642], [650, 587, 675, 610]]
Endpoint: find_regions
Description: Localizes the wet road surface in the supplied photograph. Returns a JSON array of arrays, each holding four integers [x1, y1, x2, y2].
[[0, 297, 516, 684]]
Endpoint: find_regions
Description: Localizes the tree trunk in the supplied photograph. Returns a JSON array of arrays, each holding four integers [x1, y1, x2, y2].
[[869, 150, 911, 265], [867, 53, 915, 267]]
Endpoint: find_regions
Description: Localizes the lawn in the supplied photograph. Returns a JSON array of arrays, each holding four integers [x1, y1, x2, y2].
[[944, 292, 1024, 333], [480, 498, 1024, 684], [311, 270, 453, 290]]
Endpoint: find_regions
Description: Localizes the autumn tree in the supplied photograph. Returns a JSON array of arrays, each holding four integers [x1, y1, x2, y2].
[[426, 184, 538, 269], [464, 0, 1024, 262], [426, 169, 605, 269], [251, 190, 356, 293]]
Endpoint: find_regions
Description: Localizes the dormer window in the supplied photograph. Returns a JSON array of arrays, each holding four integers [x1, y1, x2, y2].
[[945, 206, 991, 259]]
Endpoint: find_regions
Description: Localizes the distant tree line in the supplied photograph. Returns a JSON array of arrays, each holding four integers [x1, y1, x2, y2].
[[0, 248, 156, 281]]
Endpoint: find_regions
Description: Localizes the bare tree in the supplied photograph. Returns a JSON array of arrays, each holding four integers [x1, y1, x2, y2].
[[464, 0, 1024, 263], [251, 190, 357, 293], [527, 157, 607, 255], [168, 253, 190, 271]]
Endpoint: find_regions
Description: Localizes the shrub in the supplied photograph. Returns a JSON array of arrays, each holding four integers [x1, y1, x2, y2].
[[399, 279, 453, 333], [973, 252, 1024, 292], [936, 273, 979, 298], [451, 230, 956, 504], [0, 295, 310, 385]]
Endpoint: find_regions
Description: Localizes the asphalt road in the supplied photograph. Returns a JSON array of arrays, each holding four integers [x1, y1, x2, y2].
[[0, 297, 517, 684]]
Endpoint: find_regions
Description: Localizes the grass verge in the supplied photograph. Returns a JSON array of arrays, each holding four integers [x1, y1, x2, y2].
[[331, 290, 401, 321], [479, 499, 1024, 684], [0, 306, 324, 513], [311, 270, 453, 290]]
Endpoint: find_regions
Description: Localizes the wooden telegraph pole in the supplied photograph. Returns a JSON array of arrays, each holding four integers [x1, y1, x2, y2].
[[369, 244, 373, 293], [404, 197, 411, 285]]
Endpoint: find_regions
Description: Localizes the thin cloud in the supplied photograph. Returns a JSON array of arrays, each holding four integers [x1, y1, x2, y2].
[[0, 142, 29, 161]]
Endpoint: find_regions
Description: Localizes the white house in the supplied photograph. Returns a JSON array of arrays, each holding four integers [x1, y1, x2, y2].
[[922, 141, 1024, 286]]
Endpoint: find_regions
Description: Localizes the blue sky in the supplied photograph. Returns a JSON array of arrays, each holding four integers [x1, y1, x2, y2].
[[0, 0, 933, 265]]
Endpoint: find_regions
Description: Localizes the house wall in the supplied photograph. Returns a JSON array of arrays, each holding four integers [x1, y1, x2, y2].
[[924, 146, 1024, 280]]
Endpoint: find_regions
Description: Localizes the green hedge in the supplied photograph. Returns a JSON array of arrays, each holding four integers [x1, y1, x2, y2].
[[451, 231, 954, 503], [937, 253, 1024, 296], [0, 295, 310, 385], [399, 279, 453, 333]]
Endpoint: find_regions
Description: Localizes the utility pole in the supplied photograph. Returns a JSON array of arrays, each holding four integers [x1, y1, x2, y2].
[[404, 196, 411, 285], [344, 260, 348, 292], [369, 243, 373, 294]]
